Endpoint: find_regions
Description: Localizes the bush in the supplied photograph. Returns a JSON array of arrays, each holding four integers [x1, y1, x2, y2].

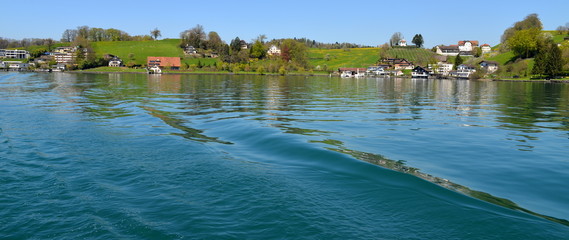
[[256, 66, 265, 75], [278, 66, 286, 75]]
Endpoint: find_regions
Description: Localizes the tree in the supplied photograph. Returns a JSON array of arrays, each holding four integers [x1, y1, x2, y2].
[[280, 39, 308, 68], [501, 13, 542, 44], [150, 28, 161, 40], [473, 47, 482, 57], [77, 26, 90, 40], [206, 31, 223, 51], [249, 35, 267, 59], [532, 40, 563, 78], [180, 24, 206, 48], [61, 29, 78, 42], [229, 37, 242, 53], [378, 43, 391, 60], [390, 32, 403, 47], [412, 34, 424, 48], [453, 54, 463, 69], [507, 28, 541, 58]]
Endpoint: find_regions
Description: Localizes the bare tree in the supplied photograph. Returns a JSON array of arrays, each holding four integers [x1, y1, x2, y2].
[[390, 32, 403, 47]]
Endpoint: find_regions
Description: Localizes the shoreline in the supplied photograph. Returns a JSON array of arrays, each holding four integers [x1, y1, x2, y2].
[[8, 69, 569, 82]]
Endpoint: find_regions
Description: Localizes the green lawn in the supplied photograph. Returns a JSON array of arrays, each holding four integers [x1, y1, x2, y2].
[[92, 39, 184, 65], [308, 47, 436, 70], [308, 48, 379, 69], [487, 51, 516, 65], [385, 48, 437, 66]]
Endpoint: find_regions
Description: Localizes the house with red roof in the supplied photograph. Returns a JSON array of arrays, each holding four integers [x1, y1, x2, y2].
[[147, 56, 181, 70], [481, 44, 492, 53], [458, 40, 479, 52]]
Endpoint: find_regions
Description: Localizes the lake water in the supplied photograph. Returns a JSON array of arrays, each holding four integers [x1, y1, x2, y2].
[[1, 72, 568, 239]]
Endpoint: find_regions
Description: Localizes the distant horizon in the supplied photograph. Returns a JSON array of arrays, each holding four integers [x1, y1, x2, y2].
[[2, 0, 568, 48]]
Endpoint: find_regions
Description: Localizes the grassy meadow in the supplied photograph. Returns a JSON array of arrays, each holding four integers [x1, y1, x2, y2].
[[92, 39, 184, 65], [308, 48, 379, 69]]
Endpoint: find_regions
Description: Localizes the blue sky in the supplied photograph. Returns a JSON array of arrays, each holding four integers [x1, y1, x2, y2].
[[2, 0, 567, 47]]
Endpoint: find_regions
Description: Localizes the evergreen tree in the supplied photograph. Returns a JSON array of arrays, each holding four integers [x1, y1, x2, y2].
[[412, 34, 424, 48], [454, 54, 463, 69], [532, 41, 563, 78]]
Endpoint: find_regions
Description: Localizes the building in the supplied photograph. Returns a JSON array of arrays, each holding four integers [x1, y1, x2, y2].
[[147, 57, 181, 70], [437, 40, 480, 56], [0, 49, 30, 59], [267, 45, 281, 56], [479, 61, 499, 73], [399, 39, 407, 46], [54, 53, 76, 64], [429, 62, 454, 76], [451, 64, 476, 78], [458, 40, 479, 52], [436, 45, 460, 56], [380, 58, 414, 70], [240, 40, 248, 50], [53, 46, 76, 54], [184, 45, 197, 54], [2, 60, 29, 70], [481, 44, 492, 53], [412, 66, 430, 78], [367, 66, 387, 75], [108, 56, 122, 67]]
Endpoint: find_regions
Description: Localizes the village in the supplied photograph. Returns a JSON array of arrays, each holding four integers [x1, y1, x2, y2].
[[338, 39, 499, 79], [0, 39, 497, 79], [1, 31, 568, 81]]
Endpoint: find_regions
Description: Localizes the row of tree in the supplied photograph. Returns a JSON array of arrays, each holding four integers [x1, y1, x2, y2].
[[0, 37, 55, 49], [61, 26, 153, 42]]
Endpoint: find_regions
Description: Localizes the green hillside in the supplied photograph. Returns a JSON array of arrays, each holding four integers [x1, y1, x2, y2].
[[309, 48, 379, 69], [308, 47, 436, 70], [385, 48, 437, 66], [92, 39, 184, 65]]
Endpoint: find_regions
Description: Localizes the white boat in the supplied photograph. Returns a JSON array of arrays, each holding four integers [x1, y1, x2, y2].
[[148, 65, 162, 74]]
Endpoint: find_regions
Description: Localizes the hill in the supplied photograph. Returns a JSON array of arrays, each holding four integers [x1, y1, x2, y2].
[[385, 47, 437, 66], [90, 40, 439, 71], [92, 39, 184, 66], [308, 48, 379, 69], [308, 47, 436, 70]]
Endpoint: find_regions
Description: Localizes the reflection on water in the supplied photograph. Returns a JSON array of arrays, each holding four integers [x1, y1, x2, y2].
[[12, 73, 569, 227]]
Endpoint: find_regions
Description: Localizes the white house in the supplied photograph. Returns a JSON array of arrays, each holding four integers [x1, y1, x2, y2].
[[481, 44, 491, 53], [399, 39, 407, 46], [429, 62, 454, 76], [267, 45, 281, 56], [458, 40, 479, 52], [451, 64, 476, 78], [479, 61, 499, 73], [4, 61, 29, 70], [0, 49, 30, 59], [367, 66, 387, 75], [108, 56, 122, 67], [436, 45, 460, 56]]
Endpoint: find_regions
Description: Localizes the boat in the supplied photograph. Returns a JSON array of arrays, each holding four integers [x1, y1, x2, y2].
[[147, 65, 162, 74]]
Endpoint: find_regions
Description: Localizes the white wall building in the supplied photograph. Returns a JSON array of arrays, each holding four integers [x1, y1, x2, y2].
[[0, 49, 30, 59], [481, 44, 491, 53], [267, 45, 281, 56]]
